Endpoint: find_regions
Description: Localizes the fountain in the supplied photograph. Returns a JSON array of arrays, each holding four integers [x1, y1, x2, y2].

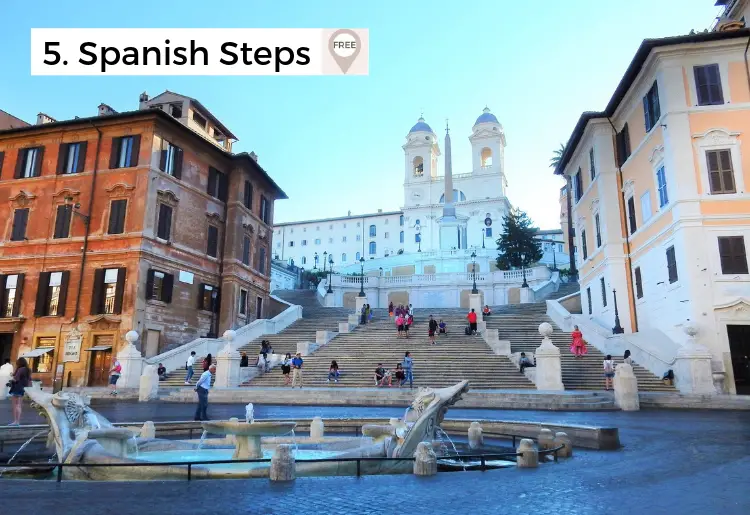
[[200, 419, 297, 460]]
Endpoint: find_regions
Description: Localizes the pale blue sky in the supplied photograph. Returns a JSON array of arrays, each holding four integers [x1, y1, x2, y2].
[[0, 0, 722, 228]]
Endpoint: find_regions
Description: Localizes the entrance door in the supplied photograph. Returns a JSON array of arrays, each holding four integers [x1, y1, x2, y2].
[[145, 330, 161, 358], [256, 296, 263, 319], [0, 333, 12, 365], [728, 324, 750, 395], [88, 334, 114, 386]]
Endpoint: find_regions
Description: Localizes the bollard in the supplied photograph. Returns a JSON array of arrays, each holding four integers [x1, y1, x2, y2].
[[614, 363, 640, 411], [554, 432, 573, 458], [537, 428, 555, 450], [310, 416, 325, 440], [413, 441, 437, 476], [270, 444, 296, 482], [516, 438, 538, 468], [468, 421, 484, 450]]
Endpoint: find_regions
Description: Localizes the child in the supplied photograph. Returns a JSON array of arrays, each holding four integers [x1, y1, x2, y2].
[[603, 355, 615, 390]]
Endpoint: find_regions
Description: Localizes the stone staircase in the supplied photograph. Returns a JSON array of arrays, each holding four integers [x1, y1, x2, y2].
[[540, 281, 579, 300]]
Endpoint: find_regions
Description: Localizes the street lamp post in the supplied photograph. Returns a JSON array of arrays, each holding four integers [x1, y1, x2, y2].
[[612, 288, 624, 334], [521, 252, 528, 288], [482, 229, 485, 249], [471, 251, 478, 294], [358, 257, 366, 297], [313, 252, 319, 270], [327, 255, 334, 294], [323, 251, 328, 273]]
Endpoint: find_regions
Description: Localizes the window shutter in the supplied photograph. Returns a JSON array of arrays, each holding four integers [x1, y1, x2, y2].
[[54, 205, 72, 238], [627, 197, 637, 234], [207, 226, 218, 257], [218, 172, 228, 202], [173, 148, 183, 179], [76, 142, 88, 173], [109, 137, 121, 169], [129, 135, 141, 167], [244, 181, 253, 209], [707, 65, 724, 104], [694, 66, 708, 104], [197, 283, 206, 310], [207, 167, 217, 196], [11, 274, 24, 317], [0, 275, 6, 316], [623, 124, 631, 157], [719, 150, 735, 193], [11, 209, 29, 241], [56, 143, 68, 174], [35, 272, 50, 317], [243, 237, 250, 265], [90, 269, 105, 314], [113, 267, 126, 314], [0, 151, 4, 176], [159, 146, 167, 172], [108, 199, 126, 234], [57, 271, 70, 317], [707, 151, 722, 193], [158, 204, 172, 240], [163, 273, 174, 304], [643, 95, 651, 131], [145, 269, 155, 300], [33, 146, 45, 177], [14, 149, 25, 178], [634, 268, 643, 298]]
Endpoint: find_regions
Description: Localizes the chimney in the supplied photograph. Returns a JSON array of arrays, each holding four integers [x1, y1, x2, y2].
[[138, 92, 150, 111], [249, 151, 258, 162], [348, 210, 351, 216], [377, 209, 383, 213], [36, 113, 57, 125], [98, 103, 117, 117]]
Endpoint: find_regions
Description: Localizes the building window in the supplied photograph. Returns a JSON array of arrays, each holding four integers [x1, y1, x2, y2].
[[705, 149, 736, 194], [589, 148, 596, 180], [640, 191, 652, 223], [146, 270, 173, 303], [694, 64, 724, 106], [239, 289, 248, 316], [600, 277, 607, 307], [415, 233, 421, 243], [159, 140, 183, 178], [634, 267, 643, 299], [574, 169, 583, 202], [666, 246, 678, 284], [170, 103, 183, 118], [342, 236, 347, 243], [314, 238, 321, 245], [369, 241, 377, 255], [586, 287, 592, 315], [58, 142, 87, 174], [53, 205, 73, 239], [157, 204, 173, 241], [91, 268, 126, 315], [242, 237, 251, 266], [369, 225, 376, 237], [107, 199, 127, 235], [207, 167, 228, 201], [329, 238, 333, 244], [1, 274, 23, 317], [356, 252, 361, 260], [581, 229, 588, 260], [10, 208, 29, 241], [192, 111, 207, 129], [257, 247, 266, 275], [31, 339, 54, 373], [627, 196, 637, 234], [110, 136, 140, 169], [207, 225, 219, 258], [616, 124, 631, 166], [594, 214, 602, 248], [643, 81, 661, 132], [486, 227, 493, 238], [300, 239, 307, 247], [33, 271, 69, 317], [718, 236, 748, 274], [356, 234, 361, 242], [656, 166, 669, 208], [400, 231, 404, 243], [288, 241, 294, 247], [243, 181, 253, 210], [399, 215, 404, 226], [316, 226, 320, 231], [16, 147, 44, 178], [384, 219, 389, 225], [384, 232, 389, 239], [260, 195, 270, 224], [341, 253, 347, 262], [301, 256, 306, 265], [197, 283, 219, 312]]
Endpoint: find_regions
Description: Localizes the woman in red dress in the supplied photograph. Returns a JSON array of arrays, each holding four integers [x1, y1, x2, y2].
[[570, 325, 587, 357]]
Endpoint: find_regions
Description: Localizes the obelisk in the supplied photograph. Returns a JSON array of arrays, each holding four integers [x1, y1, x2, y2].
[[437, 121, 466, 250], [443, 122, 455, 218]]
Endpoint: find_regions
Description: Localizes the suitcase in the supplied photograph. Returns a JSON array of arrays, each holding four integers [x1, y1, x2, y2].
[[464, 326, 472, 336]]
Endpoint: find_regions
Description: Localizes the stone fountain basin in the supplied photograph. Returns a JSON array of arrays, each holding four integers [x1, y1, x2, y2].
[[201, 421, 297, 436]]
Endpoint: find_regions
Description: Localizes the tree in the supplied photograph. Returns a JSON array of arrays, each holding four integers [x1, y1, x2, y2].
[[496, 208, 543, 270], [549, 142, 566, 170]]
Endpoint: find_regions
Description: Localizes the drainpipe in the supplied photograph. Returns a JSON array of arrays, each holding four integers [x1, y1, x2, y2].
[[215, 194, 229, 336], [743, 37, 750, 96], [607, 117, 639, 333], [564, 176, 578, 281], [72, 123, 102, 322]]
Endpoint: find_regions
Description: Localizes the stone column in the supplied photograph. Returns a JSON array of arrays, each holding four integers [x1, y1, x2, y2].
[[469, 293, 483, 322], [215, 330, 240, 388], [413, 441, 437, 476], [554, 432, 573, 458], [534, 323, 564, 391], [468, 422, 483, 450], [355, 296, 367, 317], [484, 329, 511, 356], [537, 428, 555, 450], [338, 322, 351, 334], [116, 331, 143, 389], [316, 330, 334, 345], [310, 416, 325, 440], [520, 287, 533, 304], [270, 444, 296, 481], [138, 364, 159, 402], [674, 324, 715, 394], [516, 439, 538, 468], [613, 363, 640, 411]]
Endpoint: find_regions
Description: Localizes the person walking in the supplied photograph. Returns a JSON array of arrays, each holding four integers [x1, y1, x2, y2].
[[291, 352, 304, 388], [396, 313, 405, 338], [467, 309, 478, 335], [360, 305, 367, 325], [8, 357, 31, 426], [185, 351, 196, 384], [570, 325, 587, 357], [623, 349, 633, 365], [404, 313, 412, 338], [368, 304, 374, 322], [603, 355, 615, 390], [202, 353, 212, 372], [108, 357, 122, 396], [281, 353, 292, 385], [428, 315, 438, 345], [388, 302, 394, 317], [194, 364, 215, 421], [401, 352, 414, 388]]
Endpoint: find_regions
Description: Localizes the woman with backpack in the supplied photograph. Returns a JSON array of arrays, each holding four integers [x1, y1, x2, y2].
[[8, 357, 31, 425], [603, 355, 615, 391]]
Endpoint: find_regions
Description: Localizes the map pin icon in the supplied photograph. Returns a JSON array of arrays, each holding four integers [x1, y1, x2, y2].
[[329, 29, 361, 74]]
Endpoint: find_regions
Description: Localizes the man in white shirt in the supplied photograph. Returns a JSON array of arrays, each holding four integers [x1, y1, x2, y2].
[[194, 364, 215, 421], [185, 351, 197, 384]]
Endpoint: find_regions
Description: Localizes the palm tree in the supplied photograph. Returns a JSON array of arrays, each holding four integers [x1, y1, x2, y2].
[[549, 142, 566, 169]]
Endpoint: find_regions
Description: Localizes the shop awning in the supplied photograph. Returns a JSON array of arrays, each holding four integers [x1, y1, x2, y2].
[[85, 345, 112, 351], [20, 347, 55, 358]]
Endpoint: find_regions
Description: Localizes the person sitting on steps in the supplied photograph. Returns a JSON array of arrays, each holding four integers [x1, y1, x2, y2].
[[327, 360, 340, 383], [438, 319, 447, 335], [519, 352, 535, 374], [483, 305, 492, 317], [394, 363, 405, 388], [374, 363, 388, 386]]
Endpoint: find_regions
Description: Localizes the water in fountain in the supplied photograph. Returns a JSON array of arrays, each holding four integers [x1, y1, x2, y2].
[[87, 412, 102, 429], [197, 430, 208, 450], [402, 406, 411, 423], [0, 430, 48, 477], [289, 429, 299, 455], [435, 427, 466, 471], [48, 453, 57, 464], [131, 435, 139, 458], [245, 403, 254, 424]]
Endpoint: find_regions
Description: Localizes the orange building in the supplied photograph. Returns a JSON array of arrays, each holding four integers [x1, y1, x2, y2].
[[0, 92, 286, 387]]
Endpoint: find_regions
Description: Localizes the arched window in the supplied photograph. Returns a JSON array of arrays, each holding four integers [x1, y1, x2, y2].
[[399, 215, 404, 226], [301, 256, 307, 265], [341, 253, 347, 262], [439, 190, 466, 203], [399, 231, 404, 243], [369, 241, 377, 255], [481, 147, 493, 167], [415, 219, 421, 226], [369, 225, 376, 237], [356, 251, 361, 260], [412, 156, 424, 177]]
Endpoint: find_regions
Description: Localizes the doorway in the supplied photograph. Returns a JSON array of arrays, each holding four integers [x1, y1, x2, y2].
[[145, 330, 161, 358], [87, 334, 114, 386], [256, 296, 263, 320], [0, 333, 12, 365], [728, 325, 750, 395]]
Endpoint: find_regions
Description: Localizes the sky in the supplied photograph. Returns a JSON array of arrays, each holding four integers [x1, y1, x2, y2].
[[0, 0, 723, 229]]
